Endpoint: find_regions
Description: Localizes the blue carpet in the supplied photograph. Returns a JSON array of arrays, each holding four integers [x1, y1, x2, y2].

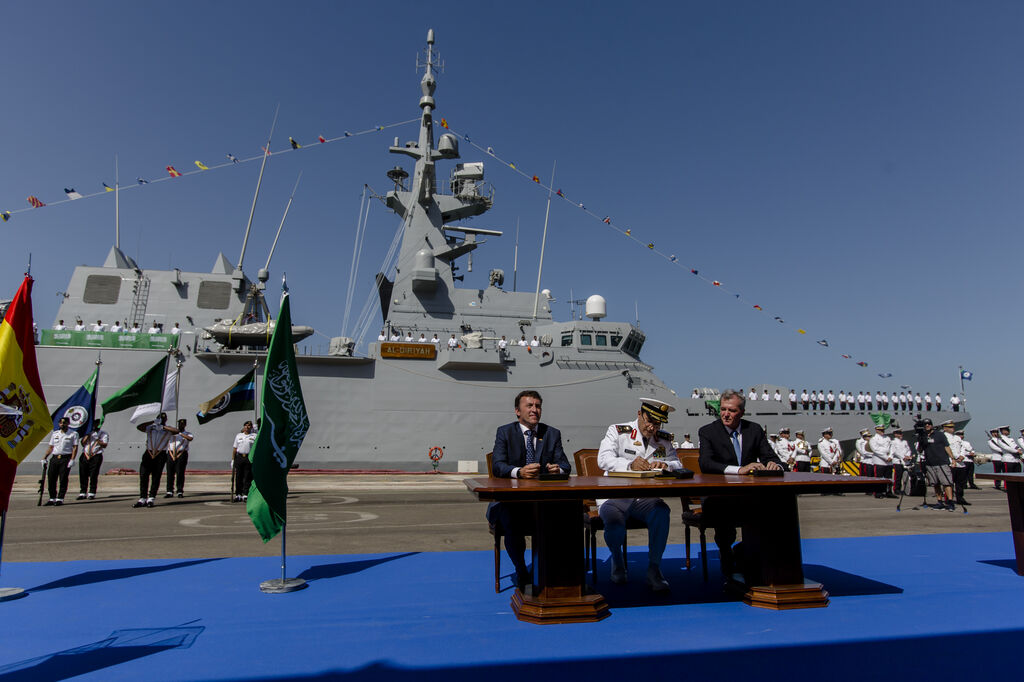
[[0, 533, 1021, 681]]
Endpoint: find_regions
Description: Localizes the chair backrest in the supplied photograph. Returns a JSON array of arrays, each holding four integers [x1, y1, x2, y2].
[[678, 448, 701, 473], [574, 449, 600, 476], [485, 452, 494, 476]]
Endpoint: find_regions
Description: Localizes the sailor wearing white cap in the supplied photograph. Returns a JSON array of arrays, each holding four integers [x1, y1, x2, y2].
[[999, 426, 1023, 473], [891, 429, 912, 494], [793, 429, 811, 471], [817, 428, 842, 474], [987, 428, 1008, 490], [961, 430, 978, 489], [943, 422, 969, 505], [776, 428, 794, 468], [870, 424, 896, 498], [596, 398, 681, 592], [855, 428, 872, 479]]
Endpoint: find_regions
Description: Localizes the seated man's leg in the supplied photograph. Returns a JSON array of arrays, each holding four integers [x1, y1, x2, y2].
[[486, 502, 531, 579], [702, 495, 741, 576], [629, 497, 671, 591], [599, 498, 630, 582]]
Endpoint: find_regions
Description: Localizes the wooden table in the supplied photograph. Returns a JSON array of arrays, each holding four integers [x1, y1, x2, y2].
[[465, 472, 887, 624], [977, 472, 1024, 575]]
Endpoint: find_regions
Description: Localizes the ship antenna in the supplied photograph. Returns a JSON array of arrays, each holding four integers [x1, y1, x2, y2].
[[532, 161, 556, 319], [238, 103, 280, 273], [114, 155, 120, 250], [513, 218, 520, 292], [264, 172, 302, 274]]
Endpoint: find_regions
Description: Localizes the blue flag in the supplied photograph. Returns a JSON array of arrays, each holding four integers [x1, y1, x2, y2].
[[960, 369, 973, 381], [196, 367, 256, 424], [50, 367, 99, 437]]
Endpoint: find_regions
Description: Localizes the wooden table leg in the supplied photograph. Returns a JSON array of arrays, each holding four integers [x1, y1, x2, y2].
[[1005, 481, 1024, 576], [733, 493, 829, 610], [510, 501, 610, 624]]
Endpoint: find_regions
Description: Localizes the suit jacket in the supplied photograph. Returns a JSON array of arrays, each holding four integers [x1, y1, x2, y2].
[[491, 422, 571, 478], [697, 418, 783, 475]]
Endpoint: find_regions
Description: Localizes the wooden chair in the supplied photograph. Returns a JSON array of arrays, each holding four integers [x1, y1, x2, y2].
[[678, 449, 709, 581], [574, 449, 648, 586], [484, 452, 504, 592]]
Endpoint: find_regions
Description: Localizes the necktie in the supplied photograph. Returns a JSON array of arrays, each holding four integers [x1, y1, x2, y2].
[[525, 429, 537, 464], [731, 430, 741, 465]]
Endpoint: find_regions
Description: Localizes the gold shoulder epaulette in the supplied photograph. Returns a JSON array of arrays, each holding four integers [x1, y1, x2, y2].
[[616, 424, 632, 434], [657, 429, 674, 442]]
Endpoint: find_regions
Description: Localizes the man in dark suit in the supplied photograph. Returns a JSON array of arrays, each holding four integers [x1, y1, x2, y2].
[[698, 389, 783, 579], [487, 390, 571, 587]]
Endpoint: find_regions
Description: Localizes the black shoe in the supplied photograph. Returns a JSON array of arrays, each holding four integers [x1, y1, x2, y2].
[[44, 500, 55, 506], [945, 502, 956, 511], [968, 485, 981, 490], [133, 500, 146, 508], [646, 566, 670, 593], [957, 499, 971, 506], [54, 500, 63, 506]]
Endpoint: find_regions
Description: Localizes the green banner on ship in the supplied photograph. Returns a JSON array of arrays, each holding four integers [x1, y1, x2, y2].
[[39, 329, 179, 350], [869, 412, 893, 429]]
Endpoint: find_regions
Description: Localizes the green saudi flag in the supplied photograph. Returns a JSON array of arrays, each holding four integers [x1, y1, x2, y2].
[[100, 355, 168, 416], [246, 293, 309, 542]]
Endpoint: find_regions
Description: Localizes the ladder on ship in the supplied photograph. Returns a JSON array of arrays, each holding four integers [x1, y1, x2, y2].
[[129, 275, 150, 329]]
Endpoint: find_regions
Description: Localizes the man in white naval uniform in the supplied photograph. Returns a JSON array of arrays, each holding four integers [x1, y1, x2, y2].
[[877, 392, 887, 410], [855, 428, 872, 478], [826, 391, 835, 411], [789, 390, 797, 409], [838, 391, 847, 410], [869, 424, 896, 498], [891, 429, 914, 495], [800, 390, 809, 410], [914, 393, 922, 411], [944, 421, 969, 505], [773, 390, 781, 403], [960, 430, 978, 489], [890, 392, 899, 412], [950, 394, 961, 412], [748, 389, 758, 402], [792, 429, 812, 472], [816, 390, 825, 411], [924, 393, 932, 411], [817, 428, 842, 474], [935, 393, 942, 411], [856, 392, 865, 411], [597, 399, 682, 592], [760, 389, 769, 402], [775, 428, 795, 469], [999, 426, 1022, 474], [987, 428, 1009, 490], [899, 392, 908, 411]]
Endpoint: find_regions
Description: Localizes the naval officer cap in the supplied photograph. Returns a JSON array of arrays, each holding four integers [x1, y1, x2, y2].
[[779, 427, 790, 434], [875, 424, 885, 431], [795, 429, 804, 435], [999, 425, 1011, 431], [821, 427, 833, 435], [639, 398, 674, 424], [860, 428, 871, 436], [942, 420, 955, 427], [955, 429, 964, 435]]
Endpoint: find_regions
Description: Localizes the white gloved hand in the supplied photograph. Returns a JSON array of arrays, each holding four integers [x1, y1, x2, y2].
[[67, 460, 74, 469], [41, 459, 47, 468]]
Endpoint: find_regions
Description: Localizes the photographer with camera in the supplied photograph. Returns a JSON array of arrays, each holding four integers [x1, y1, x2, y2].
[[916, 418, 955, 511]]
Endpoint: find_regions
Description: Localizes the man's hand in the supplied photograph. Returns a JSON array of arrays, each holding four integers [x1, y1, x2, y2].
[[765, 461, 783, 471], [629, 457, 653, 471], [544, 463, 562, 474], [67, 459, 74, 469], [649, 460, 668, 470], [738, 462, 764, 474], [519, 463, 542, 479]]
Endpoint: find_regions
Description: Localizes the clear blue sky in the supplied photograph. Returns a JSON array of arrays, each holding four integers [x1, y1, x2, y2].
[[2, 1, 1022, 447]]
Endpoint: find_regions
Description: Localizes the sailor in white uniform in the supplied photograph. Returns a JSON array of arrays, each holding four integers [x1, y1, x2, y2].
[[891, 429, 913, 494], [869, 424, 895, 498], [817, 428, 842, 474], [987, 428, 1008, 490], [789, 390, 797, 409], [960, 430, 978, 489], [776, 428, 794, 469], [855, 428, 872, 478], [793, 429, 811, 472]]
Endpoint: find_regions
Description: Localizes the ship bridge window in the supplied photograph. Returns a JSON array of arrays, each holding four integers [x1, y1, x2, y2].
[[197, 280, 231, 310], [82, 275, 121, 304], [561, 333, 573, 347], [595, 334, 608, 347], [580, 333, 592, 346], [610, 333, 622, 346], [622, 331, 645, 357]]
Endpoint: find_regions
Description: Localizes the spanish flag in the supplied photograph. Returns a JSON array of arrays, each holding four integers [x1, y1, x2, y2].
[[0, 276, 50, 511]]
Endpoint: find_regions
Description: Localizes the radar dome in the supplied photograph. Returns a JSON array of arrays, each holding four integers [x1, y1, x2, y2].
[[585, 295, 607, 320]]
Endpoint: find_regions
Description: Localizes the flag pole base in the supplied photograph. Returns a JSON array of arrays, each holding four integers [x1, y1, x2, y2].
[[0, 587, 27, 602], [259, 578, 307, 594]]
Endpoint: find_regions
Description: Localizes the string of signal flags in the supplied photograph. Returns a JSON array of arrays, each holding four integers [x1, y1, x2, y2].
[[435, 116, 896, 379], [3, 108, 892, 378], [1, 118, 419, 222]]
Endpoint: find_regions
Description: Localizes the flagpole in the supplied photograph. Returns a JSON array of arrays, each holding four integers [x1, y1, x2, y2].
[[174, 356, 183, 424], [959, 365, 966, 399], [115, 155, 120, 250], [239, 104, 280, 273]]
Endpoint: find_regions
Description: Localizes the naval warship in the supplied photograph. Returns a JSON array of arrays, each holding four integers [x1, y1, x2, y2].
[[20, 30, 969, 471]]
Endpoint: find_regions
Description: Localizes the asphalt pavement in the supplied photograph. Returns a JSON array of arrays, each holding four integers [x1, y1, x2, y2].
[[1, 473, 1011, 563]]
